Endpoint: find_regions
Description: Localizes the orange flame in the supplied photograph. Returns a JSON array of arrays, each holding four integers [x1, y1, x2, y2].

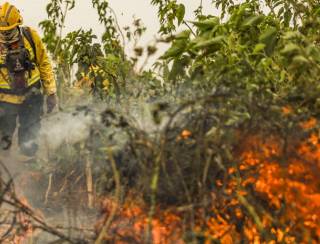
[[199, 119, 320, 242], [96, 117, 320, 243], [96, 195, 184, 243]]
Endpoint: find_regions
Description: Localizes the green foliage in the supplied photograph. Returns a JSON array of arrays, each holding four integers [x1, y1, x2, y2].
[[159, 1, 320, 104], [40, 0, 75, 57], [40, 0, 142, 100], [91, 0, 124, 58], [151, 0, 185, 34], [45, 0, 75, 28]]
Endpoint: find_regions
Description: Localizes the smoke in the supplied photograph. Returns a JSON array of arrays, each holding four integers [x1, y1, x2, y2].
[[38, 97, 169, 154], [0, 95, 175, 242], [39, 108, 98, 153]]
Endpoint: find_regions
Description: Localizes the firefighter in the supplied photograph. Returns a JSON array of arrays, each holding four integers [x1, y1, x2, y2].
[[0, 2, 57, 156], [74, 65, 110, 93]]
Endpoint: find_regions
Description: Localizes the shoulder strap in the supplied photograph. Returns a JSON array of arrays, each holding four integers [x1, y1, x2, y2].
[[21, 27, 37, 63]]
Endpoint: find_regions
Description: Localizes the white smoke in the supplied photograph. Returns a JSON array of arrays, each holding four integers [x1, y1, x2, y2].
[[39, 109, 96, 153]]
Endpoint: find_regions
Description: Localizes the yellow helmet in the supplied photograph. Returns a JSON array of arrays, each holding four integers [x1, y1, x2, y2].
[[0, 2, 23, 31]]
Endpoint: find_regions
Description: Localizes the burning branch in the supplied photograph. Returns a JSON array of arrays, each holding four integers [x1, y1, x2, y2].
[[0, 161, 88, 243], [95, 148, 121, 243]]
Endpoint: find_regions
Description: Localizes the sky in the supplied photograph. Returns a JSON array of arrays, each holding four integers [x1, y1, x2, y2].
[[4, 0, 217, 66]]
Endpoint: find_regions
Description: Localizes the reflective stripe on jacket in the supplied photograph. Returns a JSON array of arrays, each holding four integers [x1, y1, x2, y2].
[[0, 27, 56, 104]]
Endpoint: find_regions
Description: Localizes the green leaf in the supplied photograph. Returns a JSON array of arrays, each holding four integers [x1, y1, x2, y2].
[[283, 31, 302, 40], [284, 10, 293, 27], [242, 15, 265, 28], [177, 4, 185, 25], [277, 6, 285, 18], [292, 55, 309, 65], [161, 40, 187, 59], [253, 43, 266, 54], [175, 30, 191, 40], [259, 27, 278, 55], [190, 17, 220, 31], [192, 36, 225, 50], [259, 27, 278, 44], [168, 57, 187, 81], [280, 70, 286, 82], [273, 0, 284, 9], [314, 6, 320, 16], [280, 43, 300, 56]]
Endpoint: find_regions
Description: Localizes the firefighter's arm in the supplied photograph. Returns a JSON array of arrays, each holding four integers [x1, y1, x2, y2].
[[30, 28, 57, 95]]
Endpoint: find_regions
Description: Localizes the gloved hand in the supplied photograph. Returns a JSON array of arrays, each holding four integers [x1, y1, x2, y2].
[[47, 94, 58, 113]]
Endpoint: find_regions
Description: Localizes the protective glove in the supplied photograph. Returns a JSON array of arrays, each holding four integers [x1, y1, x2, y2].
[[47, 94, 58, 113]]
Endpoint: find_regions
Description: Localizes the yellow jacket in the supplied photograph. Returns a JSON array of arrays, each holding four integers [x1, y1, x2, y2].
[[0, 27, 56, 104], [74, 65, 109, 91]]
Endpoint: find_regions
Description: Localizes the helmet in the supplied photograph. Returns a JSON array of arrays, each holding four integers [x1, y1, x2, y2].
[[0, 2, 23, 31]]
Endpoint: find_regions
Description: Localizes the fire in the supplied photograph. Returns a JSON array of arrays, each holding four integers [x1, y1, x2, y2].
[[96, 195, 184, 243], [3, 118, 319, 242], [198, 119, 320, 242], [96, 118, 320, 243], [0, 196, 34, 244]]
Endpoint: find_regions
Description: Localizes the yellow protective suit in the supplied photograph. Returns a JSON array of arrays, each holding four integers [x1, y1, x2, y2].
[[75, 65, 109, 91], [0, 27, 56, 104]]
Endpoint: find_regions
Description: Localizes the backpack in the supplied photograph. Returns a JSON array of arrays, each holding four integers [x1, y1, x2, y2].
[[21, 27, 37, 63], [0, 27, 37, 91]]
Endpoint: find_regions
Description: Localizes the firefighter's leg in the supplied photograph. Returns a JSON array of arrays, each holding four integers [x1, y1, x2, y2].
[[0, 102, 18, 150], [18, 94, 44, 156]]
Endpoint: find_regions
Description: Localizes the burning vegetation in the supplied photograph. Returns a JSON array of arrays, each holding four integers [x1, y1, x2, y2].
[[1, 96, 320, 243], [1, 0, 320, 243]]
